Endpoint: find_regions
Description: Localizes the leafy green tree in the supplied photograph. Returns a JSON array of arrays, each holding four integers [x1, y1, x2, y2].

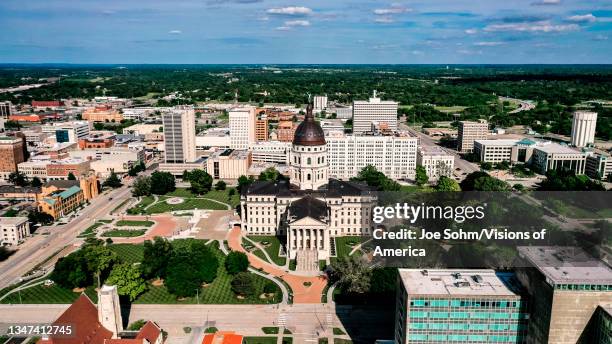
[[538, 169, 605, 191], [165, 256, 202, 298], [0, 246, 13, 262], [415, 165, 429, 186], [106, 263, 147, 301], [28, 210, 54, 225], [182, 170, 191, 181], [8, 171, 28, 187], [435, 176, 461, 191], [84, 245, 118, 287], [128, 320, 147, 331], [473, 176, 511, 191], [258, 167, 286, 182], [132, 176, 152, 197], [237, 175, 255, 193], [142, 237, 173, 279], [215, 180, 227, 191], [150, 171, 176, 195], [30, 177, 42, 188], [327, 255, 372, 294], [480, 162, 493, 171], [369, 268, 398, 294], [188, 169, 213, 195], [230, 272, 255, 296], [351, 165, 400, 191], [67, 172, 76, 180], [50, 251, 92, 288], [225, 251, 249, 275], [103, 172, 122, 188]]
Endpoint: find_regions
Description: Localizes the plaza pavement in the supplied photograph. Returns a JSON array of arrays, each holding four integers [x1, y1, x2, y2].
[[227, 227, 328, 304], [110, 215, 181, 244]]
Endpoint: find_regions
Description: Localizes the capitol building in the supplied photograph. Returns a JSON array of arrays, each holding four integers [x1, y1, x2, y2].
[[240, 104, 377, 269]]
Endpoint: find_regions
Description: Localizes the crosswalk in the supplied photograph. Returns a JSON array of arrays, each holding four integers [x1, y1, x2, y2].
[[326, 313, 333, 328], [277, 313, 287, 327]]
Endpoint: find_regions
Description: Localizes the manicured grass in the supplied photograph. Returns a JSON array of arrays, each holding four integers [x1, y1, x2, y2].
[[109, 244, 144, 265], [127, 196, 156, 214], [116, 220, 155, 227], [252, 249, 270, 264], [262, 327, 279, 334], [283, 329, 292, 335], [334, 339, 352, 344], [248, 236, 286, 266], [334, 237, 366, 259], [134, 242, 282, 304], [333, 328, 346, 336], [166, 188, 240, 207], [146, 198, 228, 214], [101, 229, 146, 237], [78, 222, 104, 238], [282, 338, 293, 344], [319, 339, 328, 344], [0, 285, 97, 304], [319, 260, 327, 271], [243, 337, 277, 344], [205, 327, 218, 333]]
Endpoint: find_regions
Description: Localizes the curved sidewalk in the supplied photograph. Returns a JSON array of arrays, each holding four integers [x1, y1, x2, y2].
[[227, 226, 328, 304]]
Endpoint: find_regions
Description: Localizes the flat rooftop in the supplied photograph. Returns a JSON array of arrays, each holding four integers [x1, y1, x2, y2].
[[0, 217, 28, 225], [518, 246, 612, 285], [475, 139, 520, 146], [398, 269, 521, 297], [534, 142, 583, 154]]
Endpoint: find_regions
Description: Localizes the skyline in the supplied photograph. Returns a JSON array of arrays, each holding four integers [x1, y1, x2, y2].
[[0, 1, 611, 64]]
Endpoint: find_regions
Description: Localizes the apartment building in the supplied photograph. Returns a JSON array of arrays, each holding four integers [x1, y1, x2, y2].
[[395, 269, 528, 344], [0, 217, 30, 246], [458, 121, 489, 153], [417, 146, 455, 179], [229, 106, 257, 149], [326, 131, 418, 181], [352, 91, 398, 134]]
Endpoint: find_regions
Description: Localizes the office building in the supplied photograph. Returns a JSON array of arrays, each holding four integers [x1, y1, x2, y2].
[[82, 106, 123, 123], [395, 269, 528, 344], [458, 121, 489, 153], [417, 147, 454, 179], [571, 111, 598, 148], [0, 217, 30, 246], [196, 128, 231, 149], [353, 91, 398, 134], [78, 131, 115, 149], [326, 131, 418, 181], [0, 101, 12, 119], [18, 158, 91, 181], [162, 106, 196, 163], [329, 106, 353, 119], [206, 149, 252, 180], [586, 152, 612, 180], [42, 121, 91, 144], [255, 114, 269, 141], [314, 95, 328, 111], [277, 120, 297, 142], [229, 106, 257, 149], [531, 143, 586, 174], [0, 137, 25, 181], [241, 105, 377, 267], [249, 141, 291, 164], [583, 305, 612, 344], [516, 246, 612, 344]]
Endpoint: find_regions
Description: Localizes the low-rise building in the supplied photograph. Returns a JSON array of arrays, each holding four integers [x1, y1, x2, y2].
[[586, 152, 612, 180], [417, 146, 454, 179], [41, 121, 90, 144], [195, 128, 231, 149], [77, 131, 115, 149], [37, 176, 99, 219], [0, 185, 41, 201], [122, 123, 164, 136], [249, 141, 291, 164], [277, 120, 297, 142], [18, 157, 91, 181], [82, 106, 123, 123], [395, 269, 528, 344], [0, 217, 30, 246], [532, 143, 586, 174], [206, 149, 251, 180], [158, 159, 207, 177]]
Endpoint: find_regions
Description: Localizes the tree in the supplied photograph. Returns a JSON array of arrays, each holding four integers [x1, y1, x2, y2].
[[188, 169, 213, 195], [142, 237, 173, 279], [225, 251, 249, 275], [30, 177, 42, 188], [480, 162, 493, 171], [415, 165, 429, 186], [215, 180, 227, 191], [182, 170, 191, 181], [327, 255, 372, 294], [67, 172, 76, 180], [351, 165, 400, 191], [538, 169, 605, 191], [84, 245, 118, 287], [473, 176, 511, 191], [258, 167, 285, 182], [50, 251, 92, 289], [105, 263, 147, 301], [28, 210, 54, 225], [165, 256, 202, 298], [231, 272, 255, 296], [435, 176, 461, 192], [132, 176, 152, 197], [8, 171, 28, 187], [103, 172, 122, 188], [237, 175, 255, 193], [164, 239, 219, 297], [150, 171, 176, 195], [0, 246, 13, 262], [369, 268, 398, 294]]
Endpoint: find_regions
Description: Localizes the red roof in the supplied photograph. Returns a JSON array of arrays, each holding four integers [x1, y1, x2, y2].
[[202, 332, 243, 344], [38, 294, 114, 344], [135, 321, 161, 344], [32, 100, 63, 107]]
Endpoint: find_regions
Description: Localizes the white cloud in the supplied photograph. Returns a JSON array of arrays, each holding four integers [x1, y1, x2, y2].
[[465, 29, 478, 34], [594, 34, 608, 41], [374, 16, 395, 23], [484, 21, 579, 33], [474, 41, 505, 46], [566, 14, 596, 23], [285, 20, 310, 27], [531, 0, 561, 5], [168, 30, 182, 35], [373, 7, 412, 15], [275, 26, 291, 31], [267, 6, 312, 16]]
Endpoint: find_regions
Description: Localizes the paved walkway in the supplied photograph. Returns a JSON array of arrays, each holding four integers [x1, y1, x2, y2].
[[111, 215, 179, 244], [227, 227, 328, 304]]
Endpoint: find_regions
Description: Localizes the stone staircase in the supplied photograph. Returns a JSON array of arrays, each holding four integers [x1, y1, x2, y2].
[[296, 249, 319, 272]]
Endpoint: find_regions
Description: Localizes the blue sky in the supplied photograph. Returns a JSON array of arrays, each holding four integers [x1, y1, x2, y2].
[[0, 0, 611, 64]]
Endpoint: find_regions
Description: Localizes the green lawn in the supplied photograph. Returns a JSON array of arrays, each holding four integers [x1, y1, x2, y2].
[[334, 339, 352, 344], [243, 337, 278, 344], [247, 236, 286, 266], [262, 327, 279, 334], [134, 242, 282, 304], [0, 285, 97, 304], [101, 229, 146, 237], [116, 220, 155, 227], [166, 188, 240, 207], [146, 198, 228, 214], [78, 222, 104, 238], [109, 244, 144, 265], [127, 196, 156, 215], [334, 237, 366, 259]]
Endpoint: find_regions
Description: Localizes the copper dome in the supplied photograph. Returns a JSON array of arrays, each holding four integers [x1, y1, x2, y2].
[[293, 103, 326, 146]]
